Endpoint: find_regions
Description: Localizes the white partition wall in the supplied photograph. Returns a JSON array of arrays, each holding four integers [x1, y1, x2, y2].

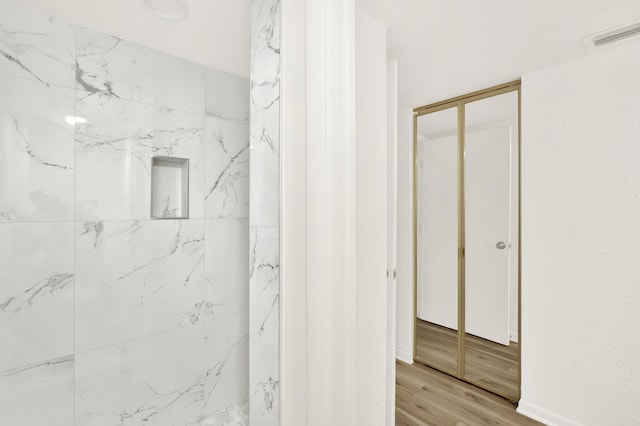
[[356, 8, 388, 425], [279, 2, 389, 424], [520, 41, 640, 425]]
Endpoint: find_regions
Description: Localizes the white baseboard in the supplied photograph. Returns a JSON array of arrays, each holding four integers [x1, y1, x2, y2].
[[510, 331, 519, 343], [517, 401, 583, 426], [395, 349, 413, 365]]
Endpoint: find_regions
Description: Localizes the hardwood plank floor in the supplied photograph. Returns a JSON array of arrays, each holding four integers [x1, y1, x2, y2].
[[396, 361, 544, 426], [416, 319, 519, 399]]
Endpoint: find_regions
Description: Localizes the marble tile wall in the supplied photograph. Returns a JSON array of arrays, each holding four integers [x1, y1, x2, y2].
[[250, 0, 281, 425], [0, 3, 250, 424]]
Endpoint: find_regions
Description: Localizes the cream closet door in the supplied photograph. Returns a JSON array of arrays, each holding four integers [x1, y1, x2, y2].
[[465, 124, 512, 346], [418, 132, 458, 330]]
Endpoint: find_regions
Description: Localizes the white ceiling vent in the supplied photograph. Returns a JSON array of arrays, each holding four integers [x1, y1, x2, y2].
[[584, 21, 640, 50]]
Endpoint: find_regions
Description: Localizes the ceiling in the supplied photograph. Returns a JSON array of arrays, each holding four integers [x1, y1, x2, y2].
[[12, 0, 250, 77], [10, 0, 640, 104], [356, 0, 640, 108]]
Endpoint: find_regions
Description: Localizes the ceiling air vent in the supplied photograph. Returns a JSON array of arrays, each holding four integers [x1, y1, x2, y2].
[[584, 22, 640, 49]]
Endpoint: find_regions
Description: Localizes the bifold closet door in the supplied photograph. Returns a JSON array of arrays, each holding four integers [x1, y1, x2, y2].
[[416, 106, 459, 376], [463, 90, 519, 400]]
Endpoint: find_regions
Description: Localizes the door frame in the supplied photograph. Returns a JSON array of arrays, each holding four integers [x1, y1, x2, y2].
[[412, 80, 522, 401]]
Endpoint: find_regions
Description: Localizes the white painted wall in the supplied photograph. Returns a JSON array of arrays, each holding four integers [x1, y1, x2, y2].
[[519, 41, 640, 426], [396, 107, 414, 364], [280, 3, 389, 424], [304, 0, 359, 424], [355, 8, 388, 425]]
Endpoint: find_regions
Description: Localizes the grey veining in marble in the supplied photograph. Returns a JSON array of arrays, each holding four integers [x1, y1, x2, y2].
[[0, 355, 74, 425], [250, 0, 281, 229], [205, 313, 249, 417], [203, 398, 249, 426], [75, 219, 205, 352], [75, 93, 205, 221], [205, 117, 250, 219], [75, 326, 205, 425], [250, 0, 281, 424], [249, 227, 280, 424], [0, 4, 252, 423], [0, 2, 75, 87], [0, 222, 74, 372], [0, 76, 75, 222], [76, 28, 206, 114], [205, 219, 249, 319]]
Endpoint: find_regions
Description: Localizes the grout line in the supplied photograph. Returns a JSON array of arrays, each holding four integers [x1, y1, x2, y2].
[[0, 217, 249, 225], [73, 320, 227, 357], [72, 23, 78, 426]]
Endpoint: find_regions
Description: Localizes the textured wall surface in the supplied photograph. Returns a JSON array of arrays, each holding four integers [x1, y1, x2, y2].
[[355, 8, 388, 426], [520, 41, 640, 426], [0, 4, 250, 424], [249, 0, 280, 425]]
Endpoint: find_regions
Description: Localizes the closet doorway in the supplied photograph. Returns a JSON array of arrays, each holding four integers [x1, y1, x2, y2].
[[413, 81, 521, 401]]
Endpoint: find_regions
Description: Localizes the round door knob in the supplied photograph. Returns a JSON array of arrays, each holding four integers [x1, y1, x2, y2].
[[496, 241, 506, 250]]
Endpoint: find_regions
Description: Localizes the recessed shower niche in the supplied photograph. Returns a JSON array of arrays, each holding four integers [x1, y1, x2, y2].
[[150, 156, 189, 219]]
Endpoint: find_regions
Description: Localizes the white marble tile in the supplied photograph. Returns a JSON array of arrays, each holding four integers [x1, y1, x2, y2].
[[205, 313, 249, 416], [249, 0, 280, 232], [249, 89, 279, 178], [249, 106, 279, 180], [249, 0, 280, 423], [206, 69, 249, 122], [249, 226, 280, 425], [0, 356, 74, 426], [0, 3, 76, 87], [76, 326, 205, 425], [76, 28, 206, 114], [250, 0, 280, 108], [0, 76, 75, 222], [0, 222, 74, 372], [205, 219, 249, 319], [250, 177, 280, 228], [205, 117, 249, 219], [75, 219, 205, 352], [203, 398, 249, 426], [249, 0, 280, 164], [75, 93, 205, 221], [249, 58, 280, 194]]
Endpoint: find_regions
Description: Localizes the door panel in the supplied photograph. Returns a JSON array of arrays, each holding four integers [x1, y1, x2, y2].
[[465, 125, 511, 345], [463, 90, 519, 401], [419, 133, 458, 330], [415, 106, 459, 376]]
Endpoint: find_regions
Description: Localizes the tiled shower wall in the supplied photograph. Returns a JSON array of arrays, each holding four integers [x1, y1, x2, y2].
[[249, 0, 280, 425], [0, 4, 250, 424]]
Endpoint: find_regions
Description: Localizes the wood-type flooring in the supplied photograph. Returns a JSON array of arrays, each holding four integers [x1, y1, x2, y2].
[[396, 360, 544, 425], [416, 319, 519, 398]]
